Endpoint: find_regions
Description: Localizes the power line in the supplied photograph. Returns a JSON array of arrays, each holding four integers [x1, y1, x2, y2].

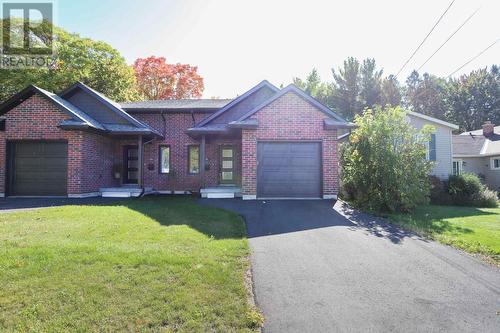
[[447, 38, 499, 77], [395, 0, 456, 78], [416, 6, 481, 72]]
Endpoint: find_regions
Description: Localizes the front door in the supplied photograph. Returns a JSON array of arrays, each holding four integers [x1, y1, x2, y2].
[[220, 145, 235, 184], [123, 145, 138, 184]]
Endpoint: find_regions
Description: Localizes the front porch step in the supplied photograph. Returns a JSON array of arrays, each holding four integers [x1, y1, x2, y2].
[[200, 186, 241, 199], [100, 187, 153, 198]]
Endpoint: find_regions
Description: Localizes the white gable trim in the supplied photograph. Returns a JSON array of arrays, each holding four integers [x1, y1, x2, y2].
[[408, 111, 459, 130]]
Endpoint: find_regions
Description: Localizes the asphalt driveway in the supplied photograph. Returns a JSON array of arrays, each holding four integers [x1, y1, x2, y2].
[[200, 199, 500, 333]]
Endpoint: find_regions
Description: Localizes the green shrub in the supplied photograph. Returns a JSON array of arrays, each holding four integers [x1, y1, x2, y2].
[[340, 107, 433, 213], [473, 188, 499, 208], [429, 175, 452, 205], [448, 173, 499, 207]]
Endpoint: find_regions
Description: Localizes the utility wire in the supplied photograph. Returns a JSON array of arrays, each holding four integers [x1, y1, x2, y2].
[[395, 0, 456, 78], [447, 38, 499, 77], [416, 6, 481, 72]]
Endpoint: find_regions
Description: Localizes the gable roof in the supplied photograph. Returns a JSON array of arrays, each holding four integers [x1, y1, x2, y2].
[[0, 83, 162, 138], [407, 111, 459, 130], [59, 82, 150, 129], [195, 80, 280, 127], [453, 132, 500, 157], [453, 135, 487, 156], [121, 99, 232, 112], [237, 84, 346, 122], [0, 85, 104, 131]]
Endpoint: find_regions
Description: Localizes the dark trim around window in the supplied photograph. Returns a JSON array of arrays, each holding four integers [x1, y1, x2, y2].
[[159, 145, 170, 174], [188, 145, 200, 174]]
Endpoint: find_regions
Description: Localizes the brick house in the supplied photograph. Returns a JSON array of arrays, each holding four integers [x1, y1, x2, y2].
[[0, 80, 353, 199]]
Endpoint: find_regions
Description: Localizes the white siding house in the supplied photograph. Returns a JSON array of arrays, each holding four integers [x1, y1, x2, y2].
[[407, 112, 459, 180], [453, 123, 500, 191]]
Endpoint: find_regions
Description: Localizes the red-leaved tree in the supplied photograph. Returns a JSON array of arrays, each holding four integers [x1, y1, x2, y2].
[[133, 56, 204, 100]]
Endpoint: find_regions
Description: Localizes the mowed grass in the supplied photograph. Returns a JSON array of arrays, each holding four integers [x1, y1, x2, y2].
[[387, 205, 500, 262], [0, 197, 261, 332]]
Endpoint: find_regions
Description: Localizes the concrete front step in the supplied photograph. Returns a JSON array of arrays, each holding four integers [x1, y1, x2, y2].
[[99, 187, 153, 198], [200, 186, 242, 199]]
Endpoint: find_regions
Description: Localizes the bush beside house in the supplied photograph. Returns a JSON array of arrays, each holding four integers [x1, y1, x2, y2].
[[429, 173, 498, 208], [340, 107, 433, 213]]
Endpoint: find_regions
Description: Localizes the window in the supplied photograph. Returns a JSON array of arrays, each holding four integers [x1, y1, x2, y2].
[[491, 158, 500, 170], [188, 145, 200, 174], [452, 160, 463, 176], [159, 145, 170, 174], [427, 133, 436, 161]]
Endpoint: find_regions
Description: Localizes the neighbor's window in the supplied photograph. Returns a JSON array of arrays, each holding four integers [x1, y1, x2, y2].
[[159, 145, 170, 173], [491, 158, 500, 170], [188, 145, 200, 174], [426, 134, 436, 161], [452, 160, 463, 175]]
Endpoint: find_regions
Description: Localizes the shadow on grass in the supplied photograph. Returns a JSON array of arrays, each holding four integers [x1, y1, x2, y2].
[[385, 205, 497, 236], [0, 195, 247, 240], [116, 196, 247, 240]]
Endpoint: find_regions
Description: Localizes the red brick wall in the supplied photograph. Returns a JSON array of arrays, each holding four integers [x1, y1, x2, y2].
[[0, 94, 118, 195], [133, 113, 241, 191], [242, 92, 339, 197], [0, 92, 338, 197]]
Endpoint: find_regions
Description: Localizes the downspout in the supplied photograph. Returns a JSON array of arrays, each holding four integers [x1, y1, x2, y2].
[[138, 137, 155, 198], [161, 110, 167, 138], [191, 110, 196, 127]]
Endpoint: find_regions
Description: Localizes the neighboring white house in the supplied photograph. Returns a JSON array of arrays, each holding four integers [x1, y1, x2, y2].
[[453, 122, 500, 192], [407, 111, 459, 180]]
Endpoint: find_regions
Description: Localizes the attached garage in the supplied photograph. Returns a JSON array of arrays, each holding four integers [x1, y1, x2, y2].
[[7, 141, 68, 196], [257, 142, 322, 198]]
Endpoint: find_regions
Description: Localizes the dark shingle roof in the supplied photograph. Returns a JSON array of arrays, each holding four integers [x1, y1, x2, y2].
[[120, 99, 233, 110], [453, 135, 486, 155]]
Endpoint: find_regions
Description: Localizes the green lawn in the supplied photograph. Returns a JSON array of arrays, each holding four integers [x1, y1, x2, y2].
[[0, 197, 262, 332], [387, 205, 500, 262]]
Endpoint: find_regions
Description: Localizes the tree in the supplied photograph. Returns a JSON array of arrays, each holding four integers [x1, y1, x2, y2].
[[404, 71, 448, 120], [380, 75, 402, 107], [444, 66, 500, 131], [331, 57, 362, 120], [133, 56, 204, 100], [0, 21, 138, 103], [359, 58, 383, 109], [293, 68, 331, 106], [340, 106, 433, 212]]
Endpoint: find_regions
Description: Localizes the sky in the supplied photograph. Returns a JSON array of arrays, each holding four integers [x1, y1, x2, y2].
[[54, 0, 499, 98]]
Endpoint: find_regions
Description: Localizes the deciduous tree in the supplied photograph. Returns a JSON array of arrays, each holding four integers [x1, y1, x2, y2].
[[133, 56, 204, 100], [404, 71, 448, 119], [444, 66, 500, 131], [0, 20, 138, 103]]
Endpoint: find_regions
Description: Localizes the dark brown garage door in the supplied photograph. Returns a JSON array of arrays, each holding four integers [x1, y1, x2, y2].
[[257, 142, 321, 198], [8, 142, 68, 196]]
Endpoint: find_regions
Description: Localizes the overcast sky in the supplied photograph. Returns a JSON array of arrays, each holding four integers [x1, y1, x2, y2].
[[57, 0, 499, 98]]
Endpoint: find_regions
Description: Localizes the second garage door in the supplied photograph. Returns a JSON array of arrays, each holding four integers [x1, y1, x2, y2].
[[257, 142, 321, 198], [8, 141, 68, 196]]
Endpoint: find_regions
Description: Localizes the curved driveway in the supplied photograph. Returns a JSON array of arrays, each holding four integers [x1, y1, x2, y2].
[[201, 199, 500, 333]]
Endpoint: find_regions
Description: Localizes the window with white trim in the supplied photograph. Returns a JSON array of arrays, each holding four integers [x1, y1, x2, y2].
[[452, 160, 463, 175], [491, 157, 500, 170], [427, 133, 436, 161], [159, 145, 170, 174]]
